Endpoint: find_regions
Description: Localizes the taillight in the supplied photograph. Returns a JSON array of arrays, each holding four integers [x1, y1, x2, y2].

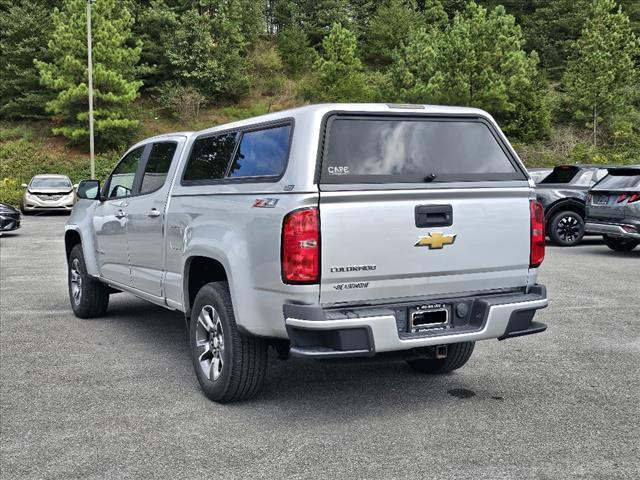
[[628, 194, 640, 203], [617, 194, 628, 203], [281, 207, 320, 284], [530, 200, 545, 268]]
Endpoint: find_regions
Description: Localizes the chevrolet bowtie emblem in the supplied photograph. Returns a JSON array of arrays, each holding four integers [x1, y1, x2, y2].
[[414, 232, 457, 249]]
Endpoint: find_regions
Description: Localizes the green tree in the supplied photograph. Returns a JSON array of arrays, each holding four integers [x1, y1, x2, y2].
[[562, 0, 639, 146], [277, 25, 314, 76], [519, 0, 589, 78], [422, 0, 449, 29], [309, 23, 371, 101], [390, 2, 550, 140], [266, 0, 299, 33], [167, 3, 250, 101], [0, 0, 55, 119], [237, 0, 266, 46], [299, 0, 352, 45], [35, 0, 142, 147], [135, 0, 180, 91], [388, 28, 442, 102], [363, 0, 424, 65]]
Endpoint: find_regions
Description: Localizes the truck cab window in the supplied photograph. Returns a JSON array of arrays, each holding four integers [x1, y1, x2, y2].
[[228, 124, 291, 178], [140, 142, 177, 194], [106, 146, 144, 199], [183, 133, 237, 183]]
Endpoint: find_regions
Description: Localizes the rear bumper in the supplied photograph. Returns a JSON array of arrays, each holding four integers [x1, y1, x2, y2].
[[284, 285, 548, 358], [585, 221, 640, 240]]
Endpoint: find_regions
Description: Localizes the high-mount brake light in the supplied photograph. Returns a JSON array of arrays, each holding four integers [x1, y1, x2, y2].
[[530, 200, 545, 268], [281, 207, 320, 284]]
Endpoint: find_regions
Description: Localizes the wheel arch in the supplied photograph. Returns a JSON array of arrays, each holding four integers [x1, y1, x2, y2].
[[545, 199, 585, 228], [183, 255, 229, 319], [64, 229, 82, 262]]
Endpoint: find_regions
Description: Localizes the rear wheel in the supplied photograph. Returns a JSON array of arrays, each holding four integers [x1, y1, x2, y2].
[[189, 282, 268, 403], [549, 210, 585, 246], [603, 235, 639, 252], [407, 342, 475, 374], [68, 244, 110, 318]]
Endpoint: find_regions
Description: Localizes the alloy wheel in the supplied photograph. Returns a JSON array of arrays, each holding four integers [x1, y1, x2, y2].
[[70, 258, 82, 305], [556, 214, 583, 244], [195, 305, 225, 381]]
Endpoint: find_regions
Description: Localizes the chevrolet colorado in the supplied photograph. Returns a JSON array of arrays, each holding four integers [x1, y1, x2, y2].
[[65, 104, 548, 403]]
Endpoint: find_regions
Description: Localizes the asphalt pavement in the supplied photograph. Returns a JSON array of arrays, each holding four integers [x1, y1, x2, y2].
[[1, 215, 639, 479]]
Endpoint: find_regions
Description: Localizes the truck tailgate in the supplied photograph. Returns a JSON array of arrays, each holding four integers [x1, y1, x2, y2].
[[319, 187, 531, 305]]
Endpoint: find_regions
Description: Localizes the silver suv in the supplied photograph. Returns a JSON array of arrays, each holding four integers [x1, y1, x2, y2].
[[65, 104, 549, 403]]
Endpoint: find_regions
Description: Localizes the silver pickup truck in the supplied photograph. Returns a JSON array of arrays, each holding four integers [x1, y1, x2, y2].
[[65, 103, 548, 403]]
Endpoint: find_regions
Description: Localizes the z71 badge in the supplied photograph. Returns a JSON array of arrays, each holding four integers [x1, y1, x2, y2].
[[415, 232, 457, 249]]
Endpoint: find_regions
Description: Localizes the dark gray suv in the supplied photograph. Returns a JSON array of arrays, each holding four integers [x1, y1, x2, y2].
[[586, 167, 640, 252], [535, 165, 610, 246]]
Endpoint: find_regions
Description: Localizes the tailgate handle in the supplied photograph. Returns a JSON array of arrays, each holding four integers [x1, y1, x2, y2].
[[415, 204, 453, 228]]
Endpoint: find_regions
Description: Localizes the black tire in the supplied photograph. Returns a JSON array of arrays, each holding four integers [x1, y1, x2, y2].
[[603, 235, 639, 252], [189, 282, 268, 403], [548, 210, 585, 246], [407, 342, 475, 374], [68, 244, 110, 318]]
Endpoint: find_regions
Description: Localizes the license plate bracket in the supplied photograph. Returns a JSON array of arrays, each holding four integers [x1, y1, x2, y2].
[[408, 303, 450, 333]]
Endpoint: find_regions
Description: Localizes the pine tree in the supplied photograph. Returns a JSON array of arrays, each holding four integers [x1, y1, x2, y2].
[[167, 2, 250, 101], [363, 0, 424, 65], [388, 28, 443, 103], [562, 0, 639, 146], [135, 0, 180, 91], [390, 2, 550, 140], [35, 0, 142, 147], [310, 23, 372, 101], [0, 0, 55, 119], [277, 25, 314, 76], [299, 0, 352, 45]]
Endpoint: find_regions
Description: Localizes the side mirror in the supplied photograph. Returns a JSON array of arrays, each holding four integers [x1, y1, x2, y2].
[[21, 183, 28, 188], [77, 179, 101, 200], [73, 183, 79, 190]]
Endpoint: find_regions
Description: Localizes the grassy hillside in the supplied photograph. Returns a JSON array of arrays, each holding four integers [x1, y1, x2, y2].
[[1, 93, 637, 207], [0, 94, 301, 206]]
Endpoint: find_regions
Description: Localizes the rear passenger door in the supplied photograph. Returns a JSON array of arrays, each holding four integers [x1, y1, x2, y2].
[[126, 140, 183, 298]]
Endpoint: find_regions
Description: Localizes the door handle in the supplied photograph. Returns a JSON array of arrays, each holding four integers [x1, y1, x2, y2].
[[147, 208, 161, 218], [415, 204, 453, 228], [114, 209, 127, 219]]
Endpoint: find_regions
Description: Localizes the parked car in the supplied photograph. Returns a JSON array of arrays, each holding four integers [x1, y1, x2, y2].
[[527, 167, 552, 184], [65, 103, 548, 403], [20, 174, 76, 214], [586, 167, 640, 252], [535, 164, 610, 246], [0, 202, 21, 233]]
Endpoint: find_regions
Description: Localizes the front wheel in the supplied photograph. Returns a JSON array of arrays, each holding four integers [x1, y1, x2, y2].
[[68, 244, 110, 318], [603, 235, 639, 252], [19, 200, 31, 215], [189, 282, 268, 403], [548, 210, 585, 246], [407, 342, 475, 374]]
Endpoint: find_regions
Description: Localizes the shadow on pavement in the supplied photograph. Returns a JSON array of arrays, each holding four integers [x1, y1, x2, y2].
[[97, 294, 484, 416]]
